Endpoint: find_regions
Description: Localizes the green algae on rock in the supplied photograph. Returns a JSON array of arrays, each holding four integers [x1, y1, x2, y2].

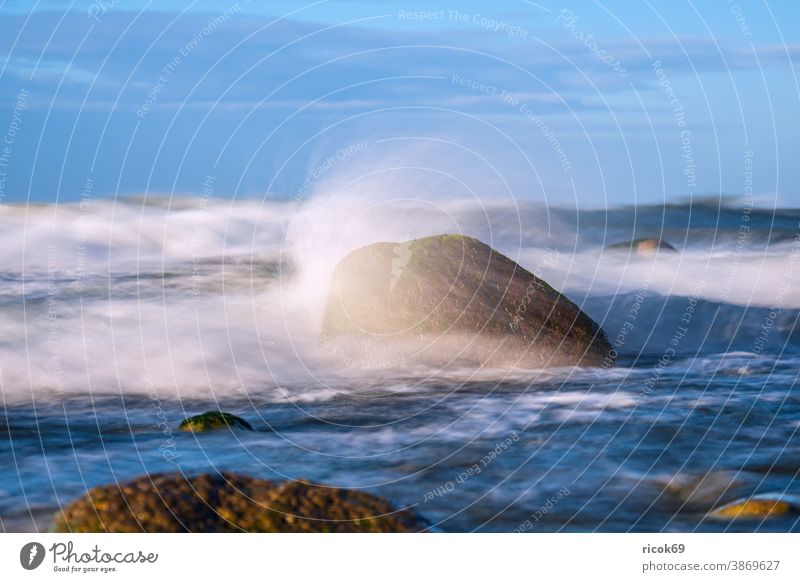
[[178, 411, 253, 432], [322, 234, 613, 368], [52, 472, 426, 533]]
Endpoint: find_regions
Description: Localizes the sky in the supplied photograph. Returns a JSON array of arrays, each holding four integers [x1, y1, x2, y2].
[[0, 0, 797, 206]]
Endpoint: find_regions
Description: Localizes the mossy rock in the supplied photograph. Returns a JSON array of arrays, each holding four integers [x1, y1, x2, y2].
[[51, 472, 425, 533], [322, 234, 613, 368], [708, 495, 799, 519], [178, 411, 253, 432], [605, 238, 677, 254]]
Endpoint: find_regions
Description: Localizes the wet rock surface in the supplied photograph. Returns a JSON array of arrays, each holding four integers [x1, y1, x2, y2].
[[322, 234, 613, 368], [178, 411, 254, 432], [52, 472, 426, 532], [708, 495, 800, 520], [605, 238, 678, 254]]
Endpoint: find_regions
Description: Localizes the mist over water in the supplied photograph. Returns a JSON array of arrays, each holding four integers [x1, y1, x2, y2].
[[0, 193, 798, 402]]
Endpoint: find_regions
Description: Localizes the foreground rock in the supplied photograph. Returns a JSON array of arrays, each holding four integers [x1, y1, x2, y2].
[[322, 234, 612, 368], [708, 495, 800, 520], [52, 472, 425, 532], [605, 238, 677, 254], [178, 411, 253, 432]]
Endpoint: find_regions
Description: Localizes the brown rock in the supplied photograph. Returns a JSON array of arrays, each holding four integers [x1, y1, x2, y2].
[[708, 496, 797, 520], [321, 234, 612, 368], [605, 238, 678, 254], [52, 472, 425, 533]]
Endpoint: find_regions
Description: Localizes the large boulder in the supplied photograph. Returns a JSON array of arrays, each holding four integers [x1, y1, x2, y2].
[[52, 472, 425, 533], [321, 234, 612, 368]]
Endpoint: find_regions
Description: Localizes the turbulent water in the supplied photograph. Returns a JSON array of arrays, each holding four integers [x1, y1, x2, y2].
[[1, 195, 799, 532]]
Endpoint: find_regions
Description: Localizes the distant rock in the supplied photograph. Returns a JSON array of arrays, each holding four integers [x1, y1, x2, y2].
[[708, 495, 800, 520], [178, 411, 253, 432], [52, 472, 425, 532], [605, 238, 677, 254], [321, 234, 613, 368]]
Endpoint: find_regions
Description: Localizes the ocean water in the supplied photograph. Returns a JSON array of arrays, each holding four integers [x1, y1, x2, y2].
[[1, 195, 799, 532]]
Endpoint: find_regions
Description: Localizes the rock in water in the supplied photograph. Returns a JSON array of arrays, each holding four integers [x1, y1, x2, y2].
[[708, 494, 800, 520], [178, 411, 253, 432], [52, 472, 425, 532], [321, 234, 612, 368], [605, 238, 677, 254]]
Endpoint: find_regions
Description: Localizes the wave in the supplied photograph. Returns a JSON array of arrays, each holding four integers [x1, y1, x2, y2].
[[583, 292, 800, 356], [0, 195, 797, 402]]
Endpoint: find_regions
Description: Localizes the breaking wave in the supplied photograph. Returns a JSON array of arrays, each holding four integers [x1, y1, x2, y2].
[[0, 195, 797, 402]]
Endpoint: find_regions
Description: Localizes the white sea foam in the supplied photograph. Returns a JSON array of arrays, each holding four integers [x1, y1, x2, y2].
[[0, 194, 796, 402]]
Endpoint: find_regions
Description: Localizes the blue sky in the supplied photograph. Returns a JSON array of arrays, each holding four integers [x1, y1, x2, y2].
[[0, 0, 797, 206]]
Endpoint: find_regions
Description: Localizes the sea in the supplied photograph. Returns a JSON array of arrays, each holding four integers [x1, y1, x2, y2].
[[1, 195, 799, 532]]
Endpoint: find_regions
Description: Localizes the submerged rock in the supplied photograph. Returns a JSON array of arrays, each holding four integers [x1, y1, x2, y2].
[[605, 238, 677, 254], [178, 411, 253, 432], [52, 472, 425, 533], [321, 234, 612, 368], [708, 494, 800, 520], [661, 470, 741, 512]]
